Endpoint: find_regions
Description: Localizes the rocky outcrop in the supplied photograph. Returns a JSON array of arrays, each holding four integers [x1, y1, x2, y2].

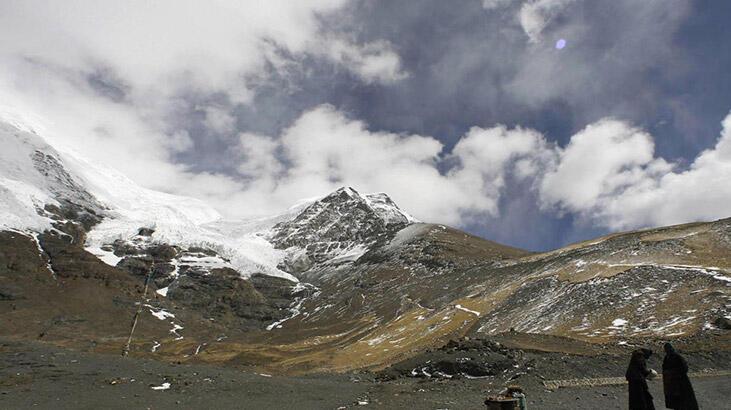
[[715, 317, 731, 330], [166, 268, 296, 329], [38, 231, 135, 286], [0, 231, 50, 278], [114, 242, 179, 286], [32, 150, 105, 230], [379, 337, 525, 380]]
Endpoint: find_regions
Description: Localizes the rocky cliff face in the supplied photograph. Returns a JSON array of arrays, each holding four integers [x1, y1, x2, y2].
[[31, 150, 105, 225]]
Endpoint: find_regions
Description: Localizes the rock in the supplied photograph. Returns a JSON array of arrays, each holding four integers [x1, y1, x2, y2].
[[714, 317, 731, 330], [278, 251, 313, 274], [444, 340, 460, 350], [152, 263, 175, 276], [250, 274, 300, 303], [166, 268, 295, 328], [39, 232, 132, 282], [0, 290, 21, 301], [187, 246, 218, 257], [137, 227, 155, 236], [0, 232, 50, 279], [149, 244, 178, 261], [117, 256, 152, 277], [112, 240, 142, 257], [115, 243, 179, 282]]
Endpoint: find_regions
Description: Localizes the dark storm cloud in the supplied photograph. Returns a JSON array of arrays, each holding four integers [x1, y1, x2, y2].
[[208, 0, 727, 159], [296, 0, 725, 162], [328, 0, 691, 148]]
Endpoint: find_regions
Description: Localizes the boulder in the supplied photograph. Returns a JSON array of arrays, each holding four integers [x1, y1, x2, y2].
[[137, 227, 155, 236], [714, 317, 731, 330]]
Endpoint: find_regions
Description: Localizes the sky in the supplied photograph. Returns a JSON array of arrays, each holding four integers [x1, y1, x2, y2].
[[1, 0, 730, 251]]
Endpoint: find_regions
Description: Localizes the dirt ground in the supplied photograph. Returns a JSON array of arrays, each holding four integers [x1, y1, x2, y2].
[[2, 338, 730, 409]]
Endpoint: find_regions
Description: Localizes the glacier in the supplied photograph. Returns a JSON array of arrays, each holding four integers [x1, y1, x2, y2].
[[0, 112, 417, 283]]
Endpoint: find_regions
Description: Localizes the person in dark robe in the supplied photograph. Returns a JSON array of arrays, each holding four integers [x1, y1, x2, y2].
[[662, 343, 698, 410], [626, 348, 656, 410]]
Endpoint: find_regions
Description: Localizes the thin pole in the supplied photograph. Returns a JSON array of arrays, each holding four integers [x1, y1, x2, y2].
[[122, 268, 154, 356]]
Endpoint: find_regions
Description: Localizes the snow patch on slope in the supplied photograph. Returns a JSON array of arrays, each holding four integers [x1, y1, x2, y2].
[[384, 223, 430, 252], [364, 192, 419, 224], [58, 138, 301, 281], [85, 246, 123, 267], [0, 121, 59, 231], [0, 181, 54, 231]]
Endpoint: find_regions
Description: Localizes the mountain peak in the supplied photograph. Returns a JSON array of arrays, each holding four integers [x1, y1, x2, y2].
[[319, 186, 366, 204], [268, 186, 418, 272], [331, 186, 360, 197], [319, 186, 418, 224]]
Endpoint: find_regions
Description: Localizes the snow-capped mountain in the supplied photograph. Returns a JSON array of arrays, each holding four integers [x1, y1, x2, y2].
[[269, 187, 418, 273], [0, 116, 418, 288]]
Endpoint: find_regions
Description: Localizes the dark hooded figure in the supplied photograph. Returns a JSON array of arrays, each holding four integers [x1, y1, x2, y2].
[[662, 343, 698, 410], [626, 348, 656, 410]]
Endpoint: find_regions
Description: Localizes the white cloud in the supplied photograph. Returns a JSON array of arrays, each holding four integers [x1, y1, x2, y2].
[[235, 105, 455, 221], [166, 130, 195, 153], [237, 132, 284, 193], [589, 112, 731, 229], [227, 105, 551, 224], [481, 0, 577, 42], [482, 0, 517, 11], [238, 106, 727, 232], [0, 0, 406, 94], [0, 1, 348, 102], [537, 114, 731, 230], [227, 106, 731, 233], [316, 38, 407, 84], [0, 0, 407, 224], [448, 125, 555, 215], [203, 106, 237, 135], [519, 0, 577, 42], [540, 119, 670, 212]]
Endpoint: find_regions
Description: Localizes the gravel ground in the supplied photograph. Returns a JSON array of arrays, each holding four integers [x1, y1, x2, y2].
[[361, 376, 731, 409], [1, 338, 729, 409]]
